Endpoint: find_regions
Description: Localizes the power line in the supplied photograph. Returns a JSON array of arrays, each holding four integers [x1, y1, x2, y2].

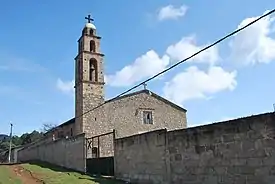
[[75, 9, 275, 120]]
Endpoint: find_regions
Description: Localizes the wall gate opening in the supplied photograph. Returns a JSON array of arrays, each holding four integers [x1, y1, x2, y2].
[[86, 130, 115, 176]]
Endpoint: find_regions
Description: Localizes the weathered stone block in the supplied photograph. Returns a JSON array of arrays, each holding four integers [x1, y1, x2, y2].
[[245, 175, 266, 184], [115, 113, 275, 184], [230, 158, 247, 166], [202, 176, 218, 184], [263, 176, 275, 184], [254, 166, 272, 176], [262, 156, 275, 166], [246, 158, 262, 166], [174, 154, 182, 161]]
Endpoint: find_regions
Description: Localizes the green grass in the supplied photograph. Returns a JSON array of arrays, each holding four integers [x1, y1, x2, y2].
[[0, 165, 22, 184], [0, 163, 124, 184], [21, 163, 124, 184]]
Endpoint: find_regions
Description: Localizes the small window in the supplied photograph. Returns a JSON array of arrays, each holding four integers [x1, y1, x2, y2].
[[82, 27, 88, 35], [78, 62, 81, 81], [70, 128, 73, 136], [78, 42, 81, 53], [90, 29, 94, 35], [89, 59, 98, 82], [58, 131, 64, 138], [143, 111, 153, 124], [78, 41, 83, 53], [90, 40, 96, 52], [92, 147, 98, 158]]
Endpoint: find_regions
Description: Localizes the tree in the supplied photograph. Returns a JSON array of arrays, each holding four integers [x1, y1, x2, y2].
[[0, 123, 55, 152], [41, 123, 57, 133], [20, 131, 44, 145], [20, 133, 32, 145], [12, 135, 21, 146]]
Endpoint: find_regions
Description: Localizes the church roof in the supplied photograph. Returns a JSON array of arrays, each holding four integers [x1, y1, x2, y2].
[[59, 118, 75, 127], [52, 89, 186, 131], [105, 89, 187, 112], [44, 118, 75, 135]]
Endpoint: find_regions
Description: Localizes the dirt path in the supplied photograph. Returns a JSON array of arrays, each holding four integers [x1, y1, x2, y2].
[[7, 165, 45, 184]]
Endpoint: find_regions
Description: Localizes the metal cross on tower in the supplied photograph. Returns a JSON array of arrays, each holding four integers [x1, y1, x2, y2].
[[143, 83, 147, 90], [85, 14, 94, 23]]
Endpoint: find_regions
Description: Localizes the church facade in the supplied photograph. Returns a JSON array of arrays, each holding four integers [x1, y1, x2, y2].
[[45, 16, 188, 156]]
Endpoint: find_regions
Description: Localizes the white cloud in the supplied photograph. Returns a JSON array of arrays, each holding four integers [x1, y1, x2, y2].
[[163, 66, 237, 105], [166, 35, 220, 65], [106, 50, 170, 87], [157, 4, 188, 21], [106, 35, 221, 87], [229, 10, 275, 65], [56, 78, 74, 95]]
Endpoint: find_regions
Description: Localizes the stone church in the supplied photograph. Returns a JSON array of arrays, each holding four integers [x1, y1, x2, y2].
[[45, 16, 188, 156]]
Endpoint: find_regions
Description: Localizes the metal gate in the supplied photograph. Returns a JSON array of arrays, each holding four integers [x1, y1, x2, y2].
[[86, 130, 115, 176], [86, 157, 114, 176]]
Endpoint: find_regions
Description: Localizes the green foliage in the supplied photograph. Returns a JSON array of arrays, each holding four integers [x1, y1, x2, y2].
[[0, 123, 57, 157], [0, 125, 50, 162], [0, 131, 44, 153], [0, 141, 14, 151], [41, 123, 57, 133]]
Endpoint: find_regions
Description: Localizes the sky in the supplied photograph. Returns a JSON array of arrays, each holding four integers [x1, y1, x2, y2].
[[0, 0, 275, 136]]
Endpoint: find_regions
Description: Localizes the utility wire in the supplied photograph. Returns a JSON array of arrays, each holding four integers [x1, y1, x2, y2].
[[75, 9, 275, 120]]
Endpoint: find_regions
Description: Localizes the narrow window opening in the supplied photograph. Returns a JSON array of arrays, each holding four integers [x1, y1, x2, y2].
[[78, 62, 81, 81], [78, 41, 82, 53], [90, 29, 94, 35], [143, 111, 153, 124], [92, 147, 98, 158], [90, 40, 96, 52], [82, 27, 88, 35], [89, 59, 98, 82]]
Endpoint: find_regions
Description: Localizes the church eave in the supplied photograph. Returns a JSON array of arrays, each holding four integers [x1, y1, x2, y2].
[[44, 118, 75, 135], [149, 91, 187, 113]]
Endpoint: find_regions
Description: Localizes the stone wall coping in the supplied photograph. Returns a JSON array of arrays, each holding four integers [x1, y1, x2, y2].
[[19, 133, 86, 151], [115, 112, 275, 143], [115, 128, 167, 142]]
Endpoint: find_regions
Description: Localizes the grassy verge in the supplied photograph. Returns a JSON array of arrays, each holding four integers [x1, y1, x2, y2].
[[0, 165, 22, 184], [22, 162, 124, 184]]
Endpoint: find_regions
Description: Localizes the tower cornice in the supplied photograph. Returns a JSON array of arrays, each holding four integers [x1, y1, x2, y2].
[[78, 35, 102, 43], [74, 51, 105, 60], [74, 80, 105, 88]]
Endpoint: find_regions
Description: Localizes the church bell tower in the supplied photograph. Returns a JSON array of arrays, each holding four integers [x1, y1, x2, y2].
[[74, 15, 105, 135]]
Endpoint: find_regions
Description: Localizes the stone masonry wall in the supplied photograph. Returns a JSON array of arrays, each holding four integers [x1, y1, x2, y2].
[[17, 133, 86, 173], [84, 90, 187, 159], [114, 112, 275, 184], [84, 90, 187, 139], [75, 25, 105, 136], [86, 131, 114, 158], [115, 129, 168, 183]]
